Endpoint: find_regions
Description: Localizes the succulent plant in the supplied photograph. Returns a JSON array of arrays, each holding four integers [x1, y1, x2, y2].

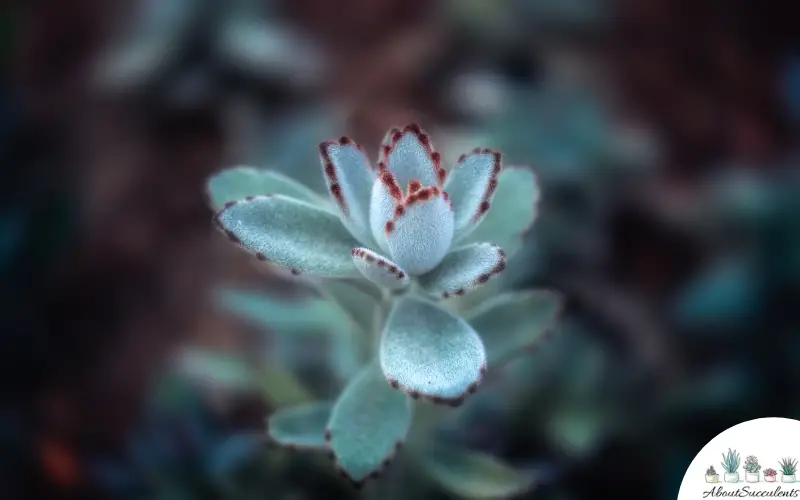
[[744, 455, 761, 473], [780, 457, 798, 476], [203, 123, 561, 491], [765, 468, 778, 477], [706, 465, 717, 476], [721, 449, 741, 473]]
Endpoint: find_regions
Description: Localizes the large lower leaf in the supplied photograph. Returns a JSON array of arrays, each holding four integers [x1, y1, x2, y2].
[[213, 195, 360, 278], [461, 167, 539, 257], [467, 290, 563, 365], [207, 166, 326, 211], [267, 402, 332, 449], [380, 297, 486, 406], [416, 445, 536, 499], [326, 363, 412, 486]]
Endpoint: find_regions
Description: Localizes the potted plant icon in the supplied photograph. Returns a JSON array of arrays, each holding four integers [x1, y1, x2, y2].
[[780, 457, 798, 483], [744, 455, 761, 482], [765, 469, 778, 482], [706, 465, 720, 483], [722, 449, 741, 482]]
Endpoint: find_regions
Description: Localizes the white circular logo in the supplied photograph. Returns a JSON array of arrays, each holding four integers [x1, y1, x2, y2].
[[678, 418, 800, 499]]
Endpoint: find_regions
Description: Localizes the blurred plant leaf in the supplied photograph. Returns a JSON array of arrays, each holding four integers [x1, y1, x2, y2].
[[216, 289, 364, 377], [671, 257, 763, 331], [315, 279, 380, 336], [461, 167, 539, 257], [326, 363, 412, 485], [467, 289, 563, 366], [209, 434, 265, 479], [177, 348, 258, 392], [416, 444, 535, 499], [207, 167, 328, 211]]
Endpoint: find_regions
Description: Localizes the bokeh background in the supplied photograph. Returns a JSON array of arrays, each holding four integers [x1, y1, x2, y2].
[[2, 0, 799, 498]]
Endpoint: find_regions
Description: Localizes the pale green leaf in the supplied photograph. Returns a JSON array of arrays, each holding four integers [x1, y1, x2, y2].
[[207, 166, 326, 211], [213, 195, 360, 277], [326, 363, 412, 485], [380, 297, 486, 405]]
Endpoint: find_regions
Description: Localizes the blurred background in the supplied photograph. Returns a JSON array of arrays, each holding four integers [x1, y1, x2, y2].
[[2, 0, 799, 498]]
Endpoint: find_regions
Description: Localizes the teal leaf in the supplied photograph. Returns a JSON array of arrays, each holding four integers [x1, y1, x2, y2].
[[417, 445, 536, 499], [267, 402, 332, 449], [467, 290, 563, 365], [176, 348, 256, 392], [380, 297, 486, 405], [352, 248, 409, 290], [380, 124, 443, 187], [326, 363, 412, 486], [213, 195, 360, 278], [462, 167, 539, 257], [206, 166, 325, 211], [445, 148, 503, 240], [319, 138, 378, 247], [386, 187, 454, 275], [419, 243, 506, 299]]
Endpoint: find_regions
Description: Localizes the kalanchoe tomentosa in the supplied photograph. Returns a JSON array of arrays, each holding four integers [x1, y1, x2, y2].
[[209, 123, 553, 488]]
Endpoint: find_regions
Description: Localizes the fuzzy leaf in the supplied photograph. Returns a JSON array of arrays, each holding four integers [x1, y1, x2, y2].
[[267, 402, 332, 449], [380, 297, 486, 405], [419, 243, 506, 299], [326, 363, 412, 485], [213, 195, 360, 277], [319, 139, 378, 246], [418, 445, 536, 499], [351, 247, 409, 290], [386, 187, 454, 275], [467, 290, 563, 365], [369, 173, 401, 253], [445, 149, 503, 240], [380, 124, 443, 187], [462, 167, 539, 257], [207, 166, 325, 211], [176, 348, 256, 391], [317, 280, 380, 337]]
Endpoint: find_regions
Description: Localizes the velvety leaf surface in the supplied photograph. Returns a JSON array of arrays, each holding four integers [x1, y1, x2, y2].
[[467, 290, 563, 365], [419, 243, 506, 299], [380, 297, 486, 405], [326, 363, 412, 485], [386, 187, 454, 275], [461, 167, 539, 256], [267, 402, 332, 449], [317, 280, 379, 338], [319, 139, 378, 246], [418, 445, 536, 499], [444, 149, 503, 240], [213, 195, 360, 277], [352, 247, 409, 290], [207, 166, 324, 210], [381, 124, 443, 187]]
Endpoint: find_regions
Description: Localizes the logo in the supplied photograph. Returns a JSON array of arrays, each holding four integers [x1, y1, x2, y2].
[[678, 418, 800, 499]]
